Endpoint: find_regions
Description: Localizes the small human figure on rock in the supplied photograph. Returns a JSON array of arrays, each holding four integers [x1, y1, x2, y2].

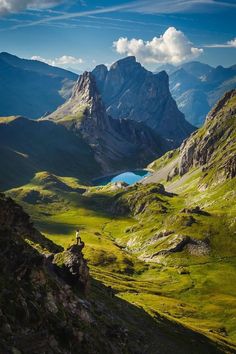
[[76, 229, 81, 245]]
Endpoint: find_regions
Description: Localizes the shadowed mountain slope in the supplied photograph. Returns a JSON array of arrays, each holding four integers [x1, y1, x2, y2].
[[0, 52, 78, 119]]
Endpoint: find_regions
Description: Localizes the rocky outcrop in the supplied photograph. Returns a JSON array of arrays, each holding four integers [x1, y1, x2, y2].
[[143, 234, 210, 260], [92, 56, 195, 145], [177, 89, 236, 180], [53, 244, 89, 291], [46, 71, 168, 172], [150, 235, 191, 258]]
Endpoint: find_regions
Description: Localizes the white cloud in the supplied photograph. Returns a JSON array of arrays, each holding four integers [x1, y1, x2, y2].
[[205, 38, 236, 48], [0, 0, 63, 15], [31, 55, 84, 67], [113, 27, 203, 65]]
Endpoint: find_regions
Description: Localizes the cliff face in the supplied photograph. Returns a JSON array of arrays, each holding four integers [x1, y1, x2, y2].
[[46, 72, 168, 172], [92, 56, 195, 145], [178, 89, 236, 181], [145, 89, 236, 187]]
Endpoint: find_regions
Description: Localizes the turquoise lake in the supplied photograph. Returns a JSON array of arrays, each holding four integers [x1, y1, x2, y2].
[[93, 170, 150, 186]]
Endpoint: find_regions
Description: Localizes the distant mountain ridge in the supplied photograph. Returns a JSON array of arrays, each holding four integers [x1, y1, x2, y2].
[[0, 52, 78, 119], [0, 115, 100, 190], [92, 56, 195, 145], [156, 61, 236, 126]]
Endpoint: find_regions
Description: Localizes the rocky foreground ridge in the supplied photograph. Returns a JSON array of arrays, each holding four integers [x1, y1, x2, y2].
[[0, 193, 91, 353]]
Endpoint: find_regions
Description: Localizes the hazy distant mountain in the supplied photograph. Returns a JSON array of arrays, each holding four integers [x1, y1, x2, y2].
[[0, 52, 78, 119], [92, 56, 195, 145], [156, 61, 236, 126]]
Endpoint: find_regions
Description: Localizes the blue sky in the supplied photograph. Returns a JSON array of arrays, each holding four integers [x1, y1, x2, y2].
[[0, 0, 235, 72]]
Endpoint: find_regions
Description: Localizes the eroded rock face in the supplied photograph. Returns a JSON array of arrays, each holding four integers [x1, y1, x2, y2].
[[53, 244, 89, 291], [177, 89, 236, 181], [46, 71, 168, 172], [92, 57, 195, 145]]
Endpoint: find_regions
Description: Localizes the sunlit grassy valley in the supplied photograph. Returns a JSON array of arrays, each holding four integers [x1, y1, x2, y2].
[[6, 90, 236, 352]]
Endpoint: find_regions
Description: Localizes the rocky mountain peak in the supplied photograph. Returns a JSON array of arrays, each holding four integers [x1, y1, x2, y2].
[[109, 55, 139, 72], [92, 64, 108, 85], [45, 70, 108, 127], [72, 71, 98, 103], [92, 56, 195, 145]]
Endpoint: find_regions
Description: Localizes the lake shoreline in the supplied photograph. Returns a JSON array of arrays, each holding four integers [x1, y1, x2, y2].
[[91, 168, 151, 182], [92, 169, 151, 186]]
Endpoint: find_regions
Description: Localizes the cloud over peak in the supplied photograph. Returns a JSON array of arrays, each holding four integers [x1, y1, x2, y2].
[[113, 27, 203, 65]]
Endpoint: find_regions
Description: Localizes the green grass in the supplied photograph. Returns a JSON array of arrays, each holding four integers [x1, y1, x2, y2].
[[6, 169, 236, 351]]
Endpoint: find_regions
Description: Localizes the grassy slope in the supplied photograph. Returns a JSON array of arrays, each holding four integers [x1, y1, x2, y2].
[[7, 170, 236, 352], [5, 92, 236, 351]]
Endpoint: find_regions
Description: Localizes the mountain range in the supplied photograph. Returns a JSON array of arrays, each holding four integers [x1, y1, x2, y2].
[[0, 52, 78, 118], [45, 70, 174, 172], [0, 52, 235, 131], [92, 56, 194, 144], [157, 61, 236, 126]]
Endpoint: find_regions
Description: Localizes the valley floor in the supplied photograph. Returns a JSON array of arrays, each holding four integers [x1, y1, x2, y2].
[[7, 170, 236, 353]]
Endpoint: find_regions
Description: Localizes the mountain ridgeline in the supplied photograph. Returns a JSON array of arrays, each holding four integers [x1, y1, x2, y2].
[[0, 52, 78, 119], [0, 116, 101, 191], [92, 56, 195, 144], [159, 61, 236, 127], [45, 70, 169, 172], [146, 89, 236, 188]]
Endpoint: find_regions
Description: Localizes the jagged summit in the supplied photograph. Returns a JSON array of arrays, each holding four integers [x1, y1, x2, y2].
[[71, 71, 98, 101], [92, 56, 195, 145], [45, 70, 169, 172], [109, 56, 140, 72], [46, 70, 110, 134]]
